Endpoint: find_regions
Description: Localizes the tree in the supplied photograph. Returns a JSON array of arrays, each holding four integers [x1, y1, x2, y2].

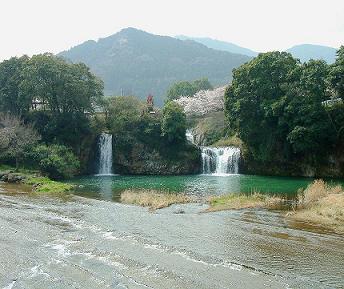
[[0, 54, 103, 117], [284, 60, 334, 154], [225, 52, 300, 161], [0, 56, 29, 115], [0, 54, 105, 152], [225, 52, 338, 164], [106, 95, 144, 136], [161, 102, 186, 143], [166, 78, 213, 100], [329, 46, 344, 100], [0, 114, 40, 169], [193, 78, 213, 91], [19, 53, 104, 115]]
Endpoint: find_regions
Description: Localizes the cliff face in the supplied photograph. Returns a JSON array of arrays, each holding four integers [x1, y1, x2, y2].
[[114, 142, 201, 175]]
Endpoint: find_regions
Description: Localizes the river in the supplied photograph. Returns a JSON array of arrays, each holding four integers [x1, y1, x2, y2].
[[0, 175, 344, 288]]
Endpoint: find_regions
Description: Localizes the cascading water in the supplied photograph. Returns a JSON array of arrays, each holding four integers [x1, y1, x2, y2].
[[97, 133, 113, 175], [201, 147, 240, 175], [186, 129, 195, 144]]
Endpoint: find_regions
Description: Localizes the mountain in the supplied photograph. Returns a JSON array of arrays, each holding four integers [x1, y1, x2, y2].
[[175, 35, 258, 57], [286, 44, 337, 63], [58, 28, 251, 105], [176, 36, 339, 64]]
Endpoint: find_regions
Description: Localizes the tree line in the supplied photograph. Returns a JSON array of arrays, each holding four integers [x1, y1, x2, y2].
[[0, 53, 103, 178], [225, 47, 344, 172]]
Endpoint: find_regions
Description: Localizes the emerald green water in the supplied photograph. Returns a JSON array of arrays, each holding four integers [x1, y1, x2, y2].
[[68, 174, 335, 202]]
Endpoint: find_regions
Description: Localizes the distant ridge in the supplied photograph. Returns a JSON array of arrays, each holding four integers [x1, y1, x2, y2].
[[58, 28, 251, 105], [286, 44, 337, 63], [176, 36, 338, 64], [176, 35, 258, 57]]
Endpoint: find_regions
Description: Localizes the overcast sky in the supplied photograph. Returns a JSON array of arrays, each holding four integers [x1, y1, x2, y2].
[[0, 0, 343, 61]]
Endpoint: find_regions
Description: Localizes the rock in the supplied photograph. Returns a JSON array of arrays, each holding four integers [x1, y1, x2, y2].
[[174, 208, 185, 214], [114, 142, 201, 175], [1, 173, 26, 183]]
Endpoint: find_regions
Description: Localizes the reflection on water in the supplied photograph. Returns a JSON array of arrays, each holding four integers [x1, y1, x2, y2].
[[97, 176, 115, 201], [67, 174, 334, 202]]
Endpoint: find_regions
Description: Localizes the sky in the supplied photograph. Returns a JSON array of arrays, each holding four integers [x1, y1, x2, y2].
[[0, 0, 343, 61]]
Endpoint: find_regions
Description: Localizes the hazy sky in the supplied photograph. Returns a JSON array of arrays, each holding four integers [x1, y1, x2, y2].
[[1, 0, 343, 61]]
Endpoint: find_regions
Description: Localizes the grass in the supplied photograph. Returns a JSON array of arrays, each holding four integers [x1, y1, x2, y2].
[[121, 189, 192, 210], [206, 192, 283, 212], [288, 180, 344, 233]]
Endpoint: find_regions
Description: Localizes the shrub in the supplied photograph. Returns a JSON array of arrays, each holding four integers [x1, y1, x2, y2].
[[121, 189, 191, 210], [31, 144, 80, 179], [297, 179, 342, 208]]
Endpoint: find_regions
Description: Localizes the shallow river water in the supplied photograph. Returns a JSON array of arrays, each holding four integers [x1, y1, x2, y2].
[[0, 175, 344, 288]]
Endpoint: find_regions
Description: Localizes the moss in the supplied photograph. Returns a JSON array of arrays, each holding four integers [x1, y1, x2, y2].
[[24, 176, 73, 196]]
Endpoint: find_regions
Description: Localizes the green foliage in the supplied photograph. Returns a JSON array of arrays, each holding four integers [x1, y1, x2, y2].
[[166, 78, 213, 100], [161, 102, 186, 143], [166, 78, 212, 100], [0, 53, 103, 117], [106, 96, 144, 135], [0, 56, 29, 115], [30, 144, 80, 179], [329, 46, 344, 100], [0, 54, 104, 174], [26, 111, 92, 150], [225, 50, 343, 166]]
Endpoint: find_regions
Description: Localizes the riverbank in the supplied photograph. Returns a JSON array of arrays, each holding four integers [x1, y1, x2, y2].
[[288, 180, 344, 233], [0, 169, 73, 196]]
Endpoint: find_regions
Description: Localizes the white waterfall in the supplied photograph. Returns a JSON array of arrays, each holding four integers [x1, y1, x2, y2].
[[98, 133, 113, 175], [201, 147, 240, 175], [186, 129, 195, 144]]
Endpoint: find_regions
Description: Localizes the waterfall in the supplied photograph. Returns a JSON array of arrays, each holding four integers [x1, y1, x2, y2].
[[201, 147, 240, 175], [97, 133, 113, 175], [186, 129, 195, 144]]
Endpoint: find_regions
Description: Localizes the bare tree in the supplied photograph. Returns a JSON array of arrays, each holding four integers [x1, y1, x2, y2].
[[0, 114, 40, 169]]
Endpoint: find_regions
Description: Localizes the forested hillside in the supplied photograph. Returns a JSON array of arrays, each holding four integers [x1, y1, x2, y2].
[[59, 28, 251, 105]]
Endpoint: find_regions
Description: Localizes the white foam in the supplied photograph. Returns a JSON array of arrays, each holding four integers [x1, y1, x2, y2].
[[2, 281, 16, 289]]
